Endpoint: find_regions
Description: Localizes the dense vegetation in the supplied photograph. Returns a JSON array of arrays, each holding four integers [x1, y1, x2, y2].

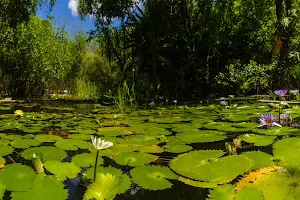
[[1, 0, 300, 101]]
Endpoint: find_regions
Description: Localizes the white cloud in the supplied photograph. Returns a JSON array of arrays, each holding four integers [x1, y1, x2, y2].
[[68, 0, 79, 16]]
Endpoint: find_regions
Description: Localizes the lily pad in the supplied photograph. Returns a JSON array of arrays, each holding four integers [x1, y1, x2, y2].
[[11, 139, 41, 149], [207, 184, 235, 200], [242, 134, 276, 146], [115, 135, 160, 146], [0, 157, 5, 168], [0, 163, 36, 191], [130, 166, 178, 190], [178, 177, 218, 188], [11, 174, 69, 200], [97, 127, 129, 137], [114, 152, 158, 167], [0, 139, 10, 146], [176, 131, 227, 143], [69, 134, 91, 140], [0, 146, 14, 156], [252, 127, 299, 136], [44, 161, 81, 181], [273, 137, 300, 170], [163, 145, 193, 153], [21, 146, 67, 162], [236, 166, 300, 200], [241, 151, 274, 172], [34, 135, 63, 143], [72, 153, 104, 168], [170, 150, 251, 184], [55, 139, 91, 151]]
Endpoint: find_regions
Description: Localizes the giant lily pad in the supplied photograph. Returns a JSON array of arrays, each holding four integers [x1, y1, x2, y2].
[[114, 152, 158, 167], [170, 150, 251, 184], [273, 137, 300, 170], [235, 166, 300, 200], [11, 139, 41, 149], [21, 146, 67, 162], [44, 161, 81, 181], [0, 163, 36, 191], [242, 134, 276, 146], [11, 174, 68, 200], [130, 166, 178, 190], [241, 151, 274, 172]]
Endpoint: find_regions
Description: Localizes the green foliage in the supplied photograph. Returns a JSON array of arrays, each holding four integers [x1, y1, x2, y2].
[[11, 139, 40, 149], [0, 146, 14, 156], [130, 166, 178, 190], [34, 135, 63, 142], [11, 174, 69, 200], [207, 184, 235, 200], [242, 134, 276, 146], [72, 153, 104, 168], [163, 145, 193, 153], [0, 163, 36, 191], [74, 78, 99, 100], [83, 173, 124, 200], [44, 161, 81, 181], [21, 146, 67, 162], [176, 131, 227, 143], [54, 139, 91, 151], [114, 152, 158, 167], [170, 150, 251, 184], [241, 151, 274, 172]]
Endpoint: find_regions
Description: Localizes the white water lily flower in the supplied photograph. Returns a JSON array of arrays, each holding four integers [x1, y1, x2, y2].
[[91, 135, 113, 150]]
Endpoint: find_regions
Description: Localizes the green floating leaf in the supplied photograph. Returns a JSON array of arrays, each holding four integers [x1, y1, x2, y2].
[[130, 166, 178, 190], [207, 184, 235, 200], [0, 182, 5, 199], [0, 146, 14, 156], [11, 139, 41, 149], [0, 163, 36, 191], [178, 177, 218, 188], [34, 135, 63, 143], [11, 174, 69, 200], [170, 150, 251, 184], [203, 122, 233, 131], [0, 157, 5, 168], [241, 151, 274, 172], [1, 135, 22, 141], [243, 134, 276, 146], [83, 173, 125, 200], [22, 146, 67, 162], [176, 131, 227, 143], [235, 188, 264, 200], [83, 166, 131, 194], [0, 139, 10, 146], [55, 139, 91, 151], [69, 134, 91, 140], [97, 127, 128, 137], [114, 152, 158, 167], [139, 127, 172, 136], [115, 135, 160, 146], [72, 153, 104, 168], [273, 137, 300, 170], [163, 136, 189, 145], [44, 161, 81, 181], [236, 166, 300, 200], [138, 145, 164, 153], [225, 114, 251, 122], [253, 127, 299, 136], [164, 145, 193, 153]]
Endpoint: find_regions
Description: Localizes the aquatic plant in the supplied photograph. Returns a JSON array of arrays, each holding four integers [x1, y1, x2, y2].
[[274, 90, 287, 123], [114, 152, 158, 167], [31, 153, 44, 174], [258, 113, 281, 127], [289, 90, 299, 94], [130, 166, 178, 190], [220, 100, 228, 106], [91, 135, 113, 181], [14, 110, 24, 117], [44, 160, 81, 181]]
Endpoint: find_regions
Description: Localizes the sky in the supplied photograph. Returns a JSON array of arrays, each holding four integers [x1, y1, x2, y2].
[[37, 0, 96, 35]]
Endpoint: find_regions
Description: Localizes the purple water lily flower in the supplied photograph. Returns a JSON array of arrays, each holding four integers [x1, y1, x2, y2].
[[289, 90, 299, 94], [280, 113, 290, 120], [259, 113, 281, 127], [274, 90, 288, 97], [220, 101, 228, 106]]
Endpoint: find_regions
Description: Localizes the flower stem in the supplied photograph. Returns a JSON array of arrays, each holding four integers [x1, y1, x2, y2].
[[93, 150, 99, 182], [279, 99, 281, 124]]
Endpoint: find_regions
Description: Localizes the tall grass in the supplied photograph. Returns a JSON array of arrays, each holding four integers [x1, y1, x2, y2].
[[74, 78, 98, 100]]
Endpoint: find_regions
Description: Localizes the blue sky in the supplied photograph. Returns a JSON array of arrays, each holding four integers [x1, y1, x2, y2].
[[37, 0, 96, 35]]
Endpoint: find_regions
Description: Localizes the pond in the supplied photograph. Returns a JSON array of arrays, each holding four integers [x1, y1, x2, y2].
[[0, 101, 300, 200]]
